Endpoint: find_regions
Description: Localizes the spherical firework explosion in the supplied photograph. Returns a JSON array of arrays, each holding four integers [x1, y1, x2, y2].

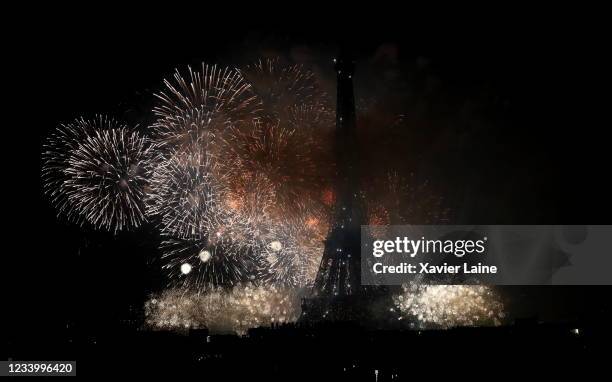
[[392, 283, 506, 329], [152, 64, 260, 152], [146, 147, 223, 239], [145, 284, 301, 335], [42, 116, 153, 232]]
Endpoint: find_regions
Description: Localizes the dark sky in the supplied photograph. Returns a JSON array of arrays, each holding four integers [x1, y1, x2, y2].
[[7, 12, 611, 346]]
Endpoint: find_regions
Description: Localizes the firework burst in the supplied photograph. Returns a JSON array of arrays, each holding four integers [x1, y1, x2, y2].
[[152, 63, 260, 152], [219, 117, 332, 222], [43, 116, 153, 232], [42, 117, 94, 217], [159, 202, 268, 290], [261, 213, 327, 288], [393, 283, 506, 329], [160, 231, 262, 290], [145, 284, 301, 335], [146, 146, 223, 239], [240, 58, 332, 120]]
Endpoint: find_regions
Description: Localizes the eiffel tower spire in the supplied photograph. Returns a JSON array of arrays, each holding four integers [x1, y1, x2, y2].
[[332, 55, 360, 227]]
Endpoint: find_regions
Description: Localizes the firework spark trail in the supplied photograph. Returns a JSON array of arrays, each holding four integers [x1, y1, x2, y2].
[[145, 284, 301, 334], [393, 283, 506, 329], [43, 116, 153, 232]]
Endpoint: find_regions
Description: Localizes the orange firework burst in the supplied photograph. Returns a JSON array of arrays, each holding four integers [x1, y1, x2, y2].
[[218, 117, 332, 223]]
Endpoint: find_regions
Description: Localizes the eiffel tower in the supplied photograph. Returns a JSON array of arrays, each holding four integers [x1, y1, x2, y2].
[[301, 53, 392, 324]]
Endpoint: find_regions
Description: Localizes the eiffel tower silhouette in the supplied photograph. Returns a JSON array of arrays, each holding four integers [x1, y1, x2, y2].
[[300, 52, 392, 324]]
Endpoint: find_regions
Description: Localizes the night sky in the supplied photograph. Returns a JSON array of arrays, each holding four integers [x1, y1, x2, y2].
[[7, 11, 611, 359]]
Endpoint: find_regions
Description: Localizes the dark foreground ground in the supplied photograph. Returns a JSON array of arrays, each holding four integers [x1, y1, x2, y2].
[[7, 318, 610, 379]]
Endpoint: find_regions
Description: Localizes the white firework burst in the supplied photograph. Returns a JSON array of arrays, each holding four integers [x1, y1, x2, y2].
[[42, 117, 94, 217], [145, 284, 302, 334], [152, 63, 260, 152], [393, 283, 506, 329], [160, 211, 266, 290], [146, 147, 223, 239], [43, 116, 153, 232], [261, 214, 325, 288]]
